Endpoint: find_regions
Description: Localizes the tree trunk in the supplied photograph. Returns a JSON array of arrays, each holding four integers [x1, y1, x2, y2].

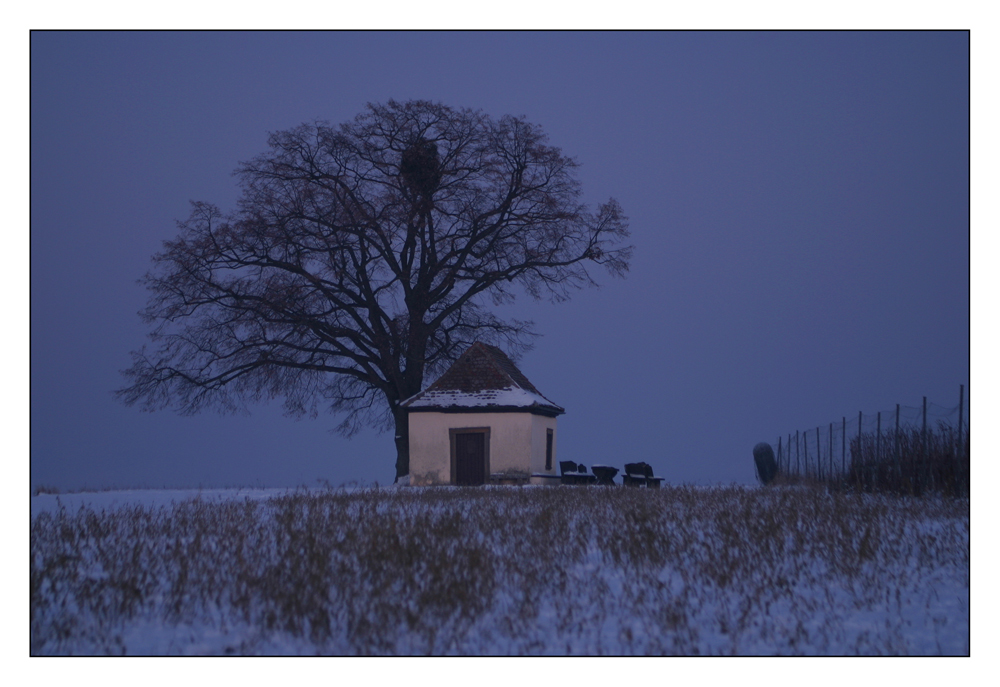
[[392, 405, 410, 482]]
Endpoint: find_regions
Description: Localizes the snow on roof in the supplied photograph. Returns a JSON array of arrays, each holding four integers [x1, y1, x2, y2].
[[401, 342, 564, 415], [405, 386, 559, 410]]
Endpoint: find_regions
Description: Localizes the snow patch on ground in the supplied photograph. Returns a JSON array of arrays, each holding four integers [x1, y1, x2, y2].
[[30, 486, 969, 655]]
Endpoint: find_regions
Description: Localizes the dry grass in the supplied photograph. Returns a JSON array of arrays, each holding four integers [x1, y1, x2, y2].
[[31, 485, 969, 655]]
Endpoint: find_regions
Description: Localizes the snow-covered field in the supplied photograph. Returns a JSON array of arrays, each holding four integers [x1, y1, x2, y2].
[[30, 484, 968, 655]]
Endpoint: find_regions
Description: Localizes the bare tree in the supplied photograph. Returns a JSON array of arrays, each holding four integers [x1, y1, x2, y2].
[[117, 100, 632, 481]]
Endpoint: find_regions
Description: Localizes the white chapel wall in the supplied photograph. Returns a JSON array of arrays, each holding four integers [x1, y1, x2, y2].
[[408, 411, 540, 485], [530, 414, 558, 475]]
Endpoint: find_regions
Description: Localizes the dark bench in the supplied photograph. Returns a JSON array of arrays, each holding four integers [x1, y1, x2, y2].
[[623, 462, 664, 488], [590, 465, 619, 486], [559, 460, 597, 485]]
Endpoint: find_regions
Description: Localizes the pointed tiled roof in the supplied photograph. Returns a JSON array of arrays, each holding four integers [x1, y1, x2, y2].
[[401, 342, 565, 416]]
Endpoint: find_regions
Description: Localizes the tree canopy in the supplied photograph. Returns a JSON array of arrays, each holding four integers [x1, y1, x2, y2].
[[118, 100, 632, 480]]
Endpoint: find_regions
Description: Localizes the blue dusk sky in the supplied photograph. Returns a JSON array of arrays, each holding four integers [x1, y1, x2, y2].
[[29, 31, 971, 491]]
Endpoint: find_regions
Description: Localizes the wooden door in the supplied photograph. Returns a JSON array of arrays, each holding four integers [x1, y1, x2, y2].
[[454, 432, 486, 486]]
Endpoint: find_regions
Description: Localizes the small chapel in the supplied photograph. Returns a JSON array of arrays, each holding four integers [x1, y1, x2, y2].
[[401, 342, 565, 486]]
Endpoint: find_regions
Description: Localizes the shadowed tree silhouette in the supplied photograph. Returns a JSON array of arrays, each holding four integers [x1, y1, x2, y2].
[[117, 99, 632, 481], [399, 136, 442, 200]]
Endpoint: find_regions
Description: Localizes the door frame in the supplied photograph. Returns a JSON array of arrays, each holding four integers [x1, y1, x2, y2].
[[449, 427, 491, 485]]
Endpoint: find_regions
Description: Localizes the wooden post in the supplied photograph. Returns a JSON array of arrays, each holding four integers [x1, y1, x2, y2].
[[923, 396, 928, 491], [895, 404, 901, 493], [777, 435, 782, 474], [858, 411, 863, 489], [829, 422, 833, 483], [816, 427, 821, 480], [842, 416, 846, 478], [804, 430, 809, 478], [876, 411, 881, 490], [876, 412, 881, 458], [796, 430, 800, 476], [957, 384, 964, 458]]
